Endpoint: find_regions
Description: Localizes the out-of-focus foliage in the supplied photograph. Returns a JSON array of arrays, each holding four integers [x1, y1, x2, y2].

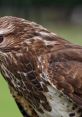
[[0, 0, 82, 6], [0, 0, 82, 25]]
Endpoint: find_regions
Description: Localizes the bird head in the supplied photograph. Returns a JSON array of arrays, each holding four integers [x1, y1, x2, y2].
[[0, 16, 37, 53], [0, 16, 41, 65]]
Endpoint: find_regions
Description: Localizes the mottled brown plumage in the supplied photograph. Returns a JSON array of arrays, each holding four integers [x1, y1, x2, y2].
[[0, 16, 82, 117]]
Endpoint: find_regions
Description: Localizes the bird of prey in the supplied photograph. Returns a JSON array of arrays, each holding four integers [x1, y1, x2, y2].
[[0, 16, 82, 117]]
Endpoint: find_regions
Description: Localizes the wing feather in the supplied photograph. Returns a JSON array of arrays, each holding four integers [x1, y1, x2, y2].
[[47, 43, 82, 107]]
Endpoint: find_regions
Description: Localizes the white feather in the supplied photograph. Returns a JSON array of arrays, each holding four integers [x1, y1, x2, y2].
[[35, 85, 81, 117]]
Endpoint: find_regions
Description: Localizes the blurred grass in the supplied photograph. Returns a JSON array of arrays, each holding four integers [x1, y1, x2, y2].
[[0, 74, 22, 117], [46, 23, 82, 45], [0, 24, 82, 117]]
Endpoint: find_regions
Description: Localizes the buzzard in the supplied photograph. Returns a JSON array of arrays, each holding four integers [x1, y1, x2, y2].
[[0, 16, 82, 117]]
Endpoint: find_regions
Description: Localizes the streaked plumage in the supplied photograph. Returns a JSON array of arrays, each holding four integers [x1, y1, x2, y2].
[[0, 16, 82, 117]]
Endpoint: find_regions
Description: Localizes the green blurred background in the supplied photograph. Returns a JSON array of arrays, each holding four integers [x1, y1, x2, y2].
[[0, 0, 82, 117]]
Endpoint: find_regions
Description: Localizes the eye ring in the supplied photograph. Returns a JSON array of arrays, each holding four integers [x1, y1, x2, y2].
[[0, 35, 4, 43]]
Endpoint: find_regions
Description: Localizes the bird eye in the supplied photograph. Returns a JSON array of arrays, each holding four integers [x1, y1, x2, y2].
[[0, 35, 4, 43]]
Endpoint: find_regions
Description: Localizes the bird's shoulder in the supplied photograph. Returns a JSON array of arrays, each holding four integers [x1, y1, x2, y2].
[[46, 43, 82, 107]]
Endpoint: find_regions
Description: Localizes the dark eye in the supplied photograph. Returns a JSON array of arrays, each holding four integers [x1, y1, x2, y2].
[[0, 35, 4, 43]]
